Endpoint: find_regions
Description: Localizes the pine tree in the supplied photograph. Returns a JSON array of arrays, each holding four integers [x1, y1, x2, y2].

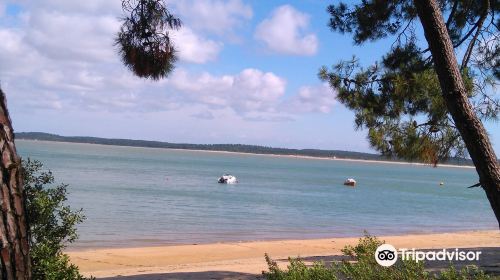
[[321, 0, 500, 226]]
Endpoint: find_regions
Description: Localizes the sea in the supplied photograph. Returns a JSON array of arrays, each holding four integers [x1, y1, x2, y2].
[[17, 140, 497, 249]]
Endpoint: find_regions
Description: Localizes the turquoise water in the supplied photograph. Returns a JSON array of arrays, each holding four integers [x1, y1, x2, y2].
[[17, 140, 497, 248]]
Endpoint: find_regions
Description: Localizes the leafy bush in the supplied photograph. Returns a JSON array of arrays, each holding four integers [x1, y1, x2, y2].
[[263, 234, 492, 280], [22, 159, 90, 280], [264, 254, 337, 280], [338, 234, 429, 280], [437, 265, 491, 280]]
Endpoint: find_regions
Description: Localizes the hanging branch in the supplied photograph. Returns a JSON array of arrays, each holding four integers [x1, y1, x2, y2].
[[116, 0, 182, 80]]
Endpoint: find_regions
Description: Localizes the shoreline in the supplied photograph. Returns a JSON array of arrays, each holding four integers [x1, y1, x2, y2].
[[67, 230, 499, 278], [66, 225, 498, 252], [18, 139, 474, 169]]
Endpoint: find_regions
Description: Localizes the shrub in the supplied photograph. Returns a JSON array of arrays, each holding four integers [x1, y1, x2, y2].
[[338, 234, 429, 280], [263, 254, 337, 280], [437, 265, 491, 280], [22, 159, 90, 280], [263, 234, 492, 280]]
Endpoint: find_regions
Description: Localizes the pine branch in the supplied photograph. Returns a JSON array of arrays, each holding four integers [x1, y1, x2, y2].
[[445, 0, 459, 28], [461, 0, 490, 70]]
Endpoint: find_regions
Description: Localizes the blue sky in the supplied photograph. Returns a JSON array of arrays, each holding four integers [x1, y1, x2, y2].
[[0, 0, 498, 155]]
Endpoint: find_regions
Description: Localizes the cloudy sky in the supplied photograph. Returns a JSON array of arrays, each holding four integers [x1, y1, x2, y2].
[[0, 0, 498, 154]]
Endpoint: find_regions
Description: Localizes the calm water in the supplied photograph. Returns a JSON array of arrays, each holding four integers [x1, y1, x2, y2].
[[17, 140, 497, 248]]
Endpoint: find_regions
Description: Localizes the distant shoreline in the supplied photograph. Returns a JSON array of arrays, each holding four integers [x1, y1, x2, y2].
[[17, 138, 474, 169]]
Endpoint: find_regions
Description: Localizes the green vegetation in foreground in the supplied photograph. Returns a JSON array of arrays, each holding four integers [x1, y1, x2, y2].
[[23, 159, 91, 280], [16, 132, 473, 166], [263, 235, 493, 280]]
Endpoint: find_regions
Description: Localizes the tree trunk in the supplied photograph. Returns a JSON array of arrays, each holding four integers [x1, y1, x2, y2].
[[414, 0, 500, 227], [0, 88, 31, 279]]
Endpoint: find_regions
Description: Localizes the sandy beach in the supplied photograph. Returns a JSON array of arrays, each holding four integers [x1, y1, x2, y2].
[[68, 230, 499, 279]]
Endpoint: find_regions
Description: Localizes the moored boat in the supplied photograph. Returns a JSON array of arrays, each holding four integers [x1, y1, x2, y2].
[[344, 178, 356, 187], [218, 174, 238, 184]]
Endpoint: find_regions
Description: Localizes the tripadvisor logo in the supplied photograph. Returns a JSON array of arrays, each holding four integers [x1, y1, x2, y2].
[[375, 244, 398, 267], [375, 244, 482, 267]]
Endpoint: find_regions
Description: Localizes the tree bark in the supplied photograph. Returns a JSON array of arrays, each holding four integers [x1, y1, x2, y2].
[[0, 88, 30, 279], [414, 0, 500, 227]]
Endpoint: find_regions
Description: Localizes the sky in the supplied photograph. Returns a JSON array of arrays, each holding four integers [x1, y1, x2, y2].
[[0, 0, 498, 154]]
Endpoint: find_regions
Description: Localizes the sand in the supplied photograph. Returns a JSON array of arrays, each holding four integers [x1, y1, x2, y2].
[[67, 230, 499, 279]]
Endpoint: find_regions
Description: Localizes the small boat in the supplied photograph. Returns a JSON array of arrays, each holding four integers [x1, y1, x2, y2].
[[344, 178, 356, 187], [218, 174, 238, 184]]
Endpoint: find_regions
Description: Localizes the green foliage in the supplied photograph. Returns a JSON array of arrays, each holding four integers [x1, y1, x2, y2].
[[338, 235, 429, 280], [327, 1, 415, 44], [321, 0, 499, 165], [263, 235, 493, 280], [116, 0, 182, 80], [319, 51, 468, 164], [437, 265, 491, 280], [22, 159, 90, 280], [263, 254, 337, 280]]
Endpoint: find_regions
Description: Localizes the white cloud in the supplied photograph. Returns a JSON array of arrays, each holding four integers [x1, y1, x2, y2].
[[0, 29, 40, 77], [191, 110, 215, 120], [172, 0, 252, 36], [0, 1, 332, 122], [14, 0, 122, 15], [10, 1, 222, 65], [25, 11, 120, 63], [283, 84, 337, 114], [166, 69, 336, 118], [172, 27, 223, 63], [0, 1, 226, 112], [254, 5, 318, 56], [168, 68, 286, 113]]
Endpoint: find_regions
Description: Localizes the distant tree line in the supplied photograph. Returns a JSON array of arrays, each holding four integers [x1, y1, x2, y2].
[[17, 132, 474, 166]]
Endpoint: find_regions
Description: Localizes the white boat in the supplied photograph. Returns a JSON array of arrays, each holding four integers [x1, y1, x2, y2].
[[218, 174, 238, 184], [344, 178, 356, 187]]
